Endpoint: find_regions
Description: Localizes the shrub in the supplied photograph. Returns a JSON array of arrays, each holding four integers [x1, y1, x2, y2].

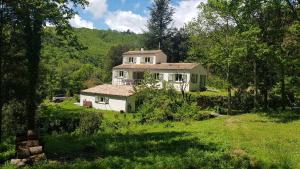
[[1, 100, 26, 138], [192, 111, 212, 121], [0, 142, 15, 163], [79, 112, 103, 135]]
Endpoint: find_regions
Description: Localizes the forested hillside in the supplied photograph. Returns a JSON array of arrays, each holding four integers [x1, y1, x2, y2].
[[40, 28, 143, 98]]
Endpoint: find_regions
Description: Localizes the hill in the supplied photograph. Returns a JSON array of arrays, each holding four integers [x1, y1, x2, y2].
[[73, 28, 143, 65], [40, 28, 143, 97]]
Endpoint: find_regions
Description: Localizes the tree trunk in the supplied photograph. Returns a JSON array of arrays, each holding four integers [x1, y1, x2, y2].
[[227, 61, 231, 115], [263, 89, 268, 110], [281, 64, 286, 110], [24, 15, 42, 131], [228, 86, 232, 115], [253, 59, 258, 111], [0, 0, 4, 143]]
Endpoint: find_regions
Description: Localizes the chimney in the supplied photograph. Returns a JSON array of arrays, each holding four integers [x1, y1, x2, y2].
[[141, 48, 144, 51]]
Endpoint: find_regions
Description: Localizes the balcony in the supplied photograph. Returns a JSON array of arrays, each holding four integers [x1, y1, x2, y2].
[[114, 79, 143, 86]]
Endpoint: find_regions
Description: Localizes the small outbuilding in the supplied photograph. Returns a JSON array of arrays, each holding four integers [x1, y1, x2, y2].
[[80, 84, 135, 112]]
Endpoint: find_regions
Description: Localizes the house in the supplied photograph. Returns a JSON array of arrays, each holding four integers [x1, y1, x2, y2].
[[80, 49, 207, 112]]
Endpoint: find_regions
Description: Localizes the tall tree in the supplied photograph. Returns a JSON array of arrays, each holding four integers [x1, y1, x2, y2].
[[8, 0, 88, 131], [144, 0, 174, 58]]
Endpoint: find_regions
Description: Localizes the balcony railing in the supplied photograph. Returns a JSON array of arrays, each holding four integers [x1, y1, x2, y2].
[[114, 79, 143, 86]]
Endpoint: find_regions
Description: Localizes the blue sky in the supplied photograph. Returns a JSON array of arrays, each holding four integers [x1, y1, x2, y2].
[[69, 0, 206, 33]]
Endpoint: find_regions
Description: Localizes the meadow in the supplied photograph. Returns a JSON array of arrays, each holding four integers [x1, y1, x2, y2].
[[1, 100, 300, 169]]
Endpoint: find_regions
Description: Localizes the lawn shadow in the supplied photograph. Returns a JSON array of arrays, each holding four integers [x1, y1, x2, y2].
[[43, 131, 220, 162], [258, 110, 300, 123]]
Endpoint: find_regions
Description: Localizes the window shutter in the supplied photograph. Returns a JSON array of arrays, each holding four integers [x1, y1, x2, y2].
[[124, 71, 128, 78], [183, 74, 187, 82], [134, 57, 137, 63], [168, 74, 174, 82], [150, 57, 153, 63], [159, 74, 163, 80], [105, 97, 109, 104]]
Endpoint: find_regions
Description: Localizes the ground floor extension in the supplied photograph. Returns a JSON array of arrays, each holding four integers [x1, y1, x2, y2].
[[80, 84, 135, 112]]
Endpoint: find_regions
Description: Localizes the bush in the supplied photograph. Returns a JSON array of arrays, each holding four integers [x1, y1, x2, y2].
[[0, 142, 15, 163], [79, 112, 103, 135], [38, 102, 103, 134], [1, 100, 26, 138], [135, 87, 212, 123], [192, 111, 212, 121]]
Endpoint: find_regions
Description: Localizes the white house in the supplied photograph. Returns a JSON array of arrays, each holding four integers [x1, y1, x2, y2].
[[80, 49, 207, 112]]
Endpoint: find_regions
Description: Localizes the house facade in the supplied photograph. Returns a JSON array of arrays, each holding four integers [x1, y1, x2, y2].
[[80, 49, 207, 112]]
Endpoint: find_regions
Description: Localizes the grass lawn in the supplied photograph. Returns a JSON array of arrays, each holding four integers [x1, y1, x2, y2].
[[2, 101, 300, 168]]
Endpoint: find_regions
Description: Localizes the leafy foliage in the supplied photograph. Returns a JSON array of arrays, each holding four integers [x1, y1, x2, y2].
[[79, 112, 103, 135], [134, 73, 212, 122], [40, 28, 142, 98]]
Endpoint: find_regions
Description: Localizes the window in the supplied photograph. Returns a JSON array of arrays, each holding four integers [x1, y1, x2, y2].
[[95, 96, 109, 104], [119, 71, 124, 77], [154, 73, 163, 80], [175, 74, 183, 82], [145, 57, 151, 63], [191, 74, 198, 83], [128, 57, 134, 63], [169, 74, 187, 82]]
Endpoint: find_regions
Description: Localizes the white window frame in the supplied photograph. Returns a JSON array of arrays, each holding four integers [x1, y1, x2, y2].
[[119, 70, 124, 78], [154, 73, 163, 81], [128, 57, 134, 63], [95, 96, 109, 104], [175, 74, 183, 82], [145, 57, 151, 63]]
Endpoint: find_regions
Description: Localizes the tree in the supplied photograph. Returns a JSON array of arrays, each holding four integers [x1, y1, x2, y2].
[[188, 0, 300, 111], [144, 0, 174, 55], [106, 44, 138, 71], [6, 0, 88, 131], [0, 0, 28, 142]]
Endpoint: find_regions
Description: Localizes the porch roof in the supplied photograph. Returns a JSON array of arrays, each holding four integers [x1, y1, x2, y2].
[[81, 84, 134, 97], [113, 63, 199, 70]]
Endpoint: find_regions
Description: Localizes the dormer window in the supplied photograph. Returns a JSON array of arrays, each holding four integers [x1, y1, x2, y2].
[[128, 57, 134, 63], [145, 57, 151, 63]]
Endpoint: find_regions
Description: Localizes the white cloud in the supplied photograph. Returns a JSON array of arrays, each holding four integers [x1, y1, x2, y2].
[[105, 11, 147, 34], [69, 14, 94, 29], [87, 0, 108, 18], [172, 0, 204, 28]]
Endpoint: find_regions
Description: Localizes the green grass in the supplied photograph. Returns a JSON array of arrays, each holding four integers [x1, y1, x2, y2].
[[2, 101, 300, 168]]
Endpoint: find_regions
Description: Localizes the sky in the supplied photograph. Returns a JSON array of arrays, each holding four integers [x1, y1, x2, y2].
[[69, 0, 206, 34]]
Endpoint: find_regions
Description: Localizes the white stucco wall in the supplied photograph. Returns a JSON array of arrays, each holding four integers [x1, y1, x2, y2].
[[80, 94, 135, 112], [112, 64, 208, 91]]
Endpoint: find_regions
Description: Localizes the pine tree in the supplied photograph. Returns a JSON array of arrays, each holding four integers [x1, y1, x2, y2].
[[144, 0, 174, 54]]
